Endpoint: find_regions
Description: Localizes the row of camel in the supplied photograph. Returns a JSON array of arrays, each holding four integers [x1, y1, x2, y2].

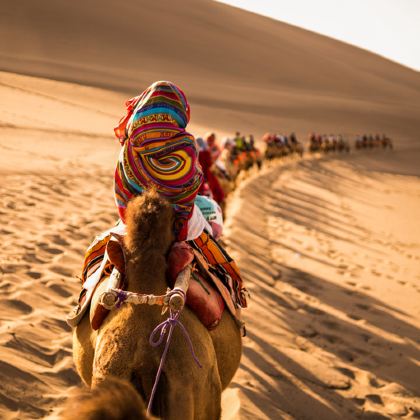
[[309, 133, 393, 153], [211, 131, 392, 201], [263, 132, 304, 160], [309, 134, 350, 153], [67, 130, 394, 420], [355, 134, 394, 149]]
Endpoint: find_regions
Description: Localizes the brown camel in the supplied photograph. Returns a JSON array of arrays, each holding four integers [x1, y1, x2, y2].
[[60, 376, 152, 420], [72, 190, 242, 419]]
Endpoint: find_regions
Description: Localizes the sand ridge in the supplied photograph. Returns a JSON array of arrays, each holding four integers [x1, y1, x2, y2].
[[225, 151, 420, 419], [1, 0, 420, 143]]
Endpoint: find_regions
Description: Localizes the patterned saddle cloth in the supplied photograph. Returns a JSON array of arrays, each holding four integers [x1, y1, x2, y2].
[[68, 224, 247, 333]]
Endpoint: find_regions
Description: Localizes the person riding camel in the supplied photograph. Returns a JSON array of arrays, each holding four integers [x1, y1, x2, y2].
[[196, 137, 226, 207], [233, 131, 245, 151], [219, 137, 236, 180], [68, 81, 247, 330], [206, 132, 221, 162]]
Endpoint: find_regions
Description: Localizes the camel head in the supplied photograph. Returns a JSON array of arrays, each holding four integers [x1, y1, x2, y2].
[[125, 188, 175, 258], [124, 189, 175, 292]]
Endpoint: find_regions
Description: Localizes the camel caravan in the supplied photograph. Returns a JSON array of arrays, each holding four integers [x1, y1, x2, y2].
[[354, 133, 394, 150], [263, 132, 304, 159], [65, 81, 394, 419], [309, 132, 394, 153], [309, 133, 351, 153]]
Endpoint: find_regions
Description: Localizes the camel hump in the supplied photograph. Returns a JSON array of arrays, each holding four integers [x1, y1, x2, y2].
[[125, 188, 175, 255], [60, 377, 150, 419]]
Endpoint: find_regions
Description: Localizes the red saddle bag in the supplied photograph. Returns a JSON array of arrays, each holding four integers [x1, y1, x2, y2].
[[168, 242, 225, 330]]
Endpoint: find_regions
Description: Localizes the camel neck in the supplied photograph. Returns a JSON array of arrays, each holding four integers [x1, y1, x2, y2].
[[127, 251, 168, 296]]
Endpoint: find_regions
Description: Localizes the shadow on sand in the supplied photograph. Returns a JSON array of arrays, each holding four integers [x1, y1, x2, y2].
[[228, 154, 420, 419]]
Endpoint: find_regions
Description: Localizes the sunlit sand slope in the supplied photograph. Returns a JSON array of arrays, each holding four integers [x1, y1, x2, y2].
[[1, 0, 419, 141]]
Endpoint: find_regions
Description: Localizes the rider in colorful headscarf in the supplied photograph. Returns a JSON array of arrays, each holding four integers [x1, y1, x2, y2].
[[70, 82, 247, 330], [114, 81, 203, 241]]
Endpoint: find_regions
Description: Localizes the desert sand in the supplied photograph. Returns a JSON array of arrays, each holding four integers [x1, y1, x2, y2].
[[225, 151, 420, 419], [0, 0, 420, 418]]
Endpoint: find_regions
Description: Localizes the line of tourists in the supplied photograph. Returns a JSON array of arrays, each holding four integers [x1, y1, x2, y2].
[[262, 132, 304, 159], [196, 130, 395, 209], [355, 134, 393, 149], [196, 132, 263, 211], [309, 133, 350, 153]]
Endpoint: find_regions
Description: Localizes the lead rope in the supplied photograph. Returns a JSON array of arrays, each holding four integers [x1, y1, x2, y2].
[[146, 290, 202, 416]]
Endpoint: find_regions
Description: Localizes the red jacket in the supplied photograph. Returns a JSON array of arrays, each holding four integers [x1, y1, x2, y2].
[[198, 150, 225, 204]]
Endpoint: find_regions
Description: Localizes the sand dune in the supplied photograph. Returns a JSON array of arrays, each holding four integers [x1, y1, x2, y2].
[[1, 0, 420, 142], [0, 72, 419, 419], [1, 0, 420, 418]]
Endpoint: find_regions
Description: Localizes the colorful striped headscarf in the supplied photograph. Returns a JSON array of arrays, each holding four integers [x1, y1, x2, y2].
[[114, 81, 203, 240]]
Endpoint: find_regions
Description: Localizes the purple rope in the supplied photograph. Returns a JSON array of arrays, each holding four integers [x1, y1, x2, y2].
[[115, 290, 128, 308], [146, 304, 202, 416]]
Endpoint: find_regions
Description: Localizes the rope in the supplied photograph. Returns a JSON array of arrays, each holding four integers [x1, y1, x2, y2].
[[100, 288, 167, 310], [115, 289, 128, 308], [101, 284, 200, 416], [146, 298, 202, 416]]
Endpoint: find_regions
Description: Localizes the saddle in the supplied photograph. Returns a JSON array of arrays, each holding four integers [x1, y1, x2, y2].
[[68, 239, 228, 331]]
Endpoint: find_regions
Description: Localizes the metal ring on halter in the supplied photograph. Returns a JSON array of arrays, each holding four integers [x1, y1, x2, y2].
[[167, 288, 186, 311], [99, 289, 119, 310]]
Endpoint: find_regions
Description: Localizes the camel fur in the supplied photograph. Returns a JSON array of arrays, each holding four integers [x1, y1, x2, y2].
[[72, 189, 242, 419]]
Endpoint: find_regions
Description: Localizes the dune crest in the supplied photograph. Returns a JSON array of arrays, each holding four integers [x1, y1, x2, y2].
[[225, 151, 420, 419], [1, 0, 420, 142]]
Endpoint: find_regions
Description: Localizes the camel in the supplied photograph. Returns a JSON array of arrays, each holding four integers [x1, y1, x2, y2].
[[72, 189, 242, 419], [60, 376, 152, 420]]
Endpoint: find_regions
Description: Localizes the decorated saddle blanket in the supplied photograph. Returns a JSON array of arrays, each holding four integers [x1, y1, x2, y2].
[[78, 224, 247, 332]]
